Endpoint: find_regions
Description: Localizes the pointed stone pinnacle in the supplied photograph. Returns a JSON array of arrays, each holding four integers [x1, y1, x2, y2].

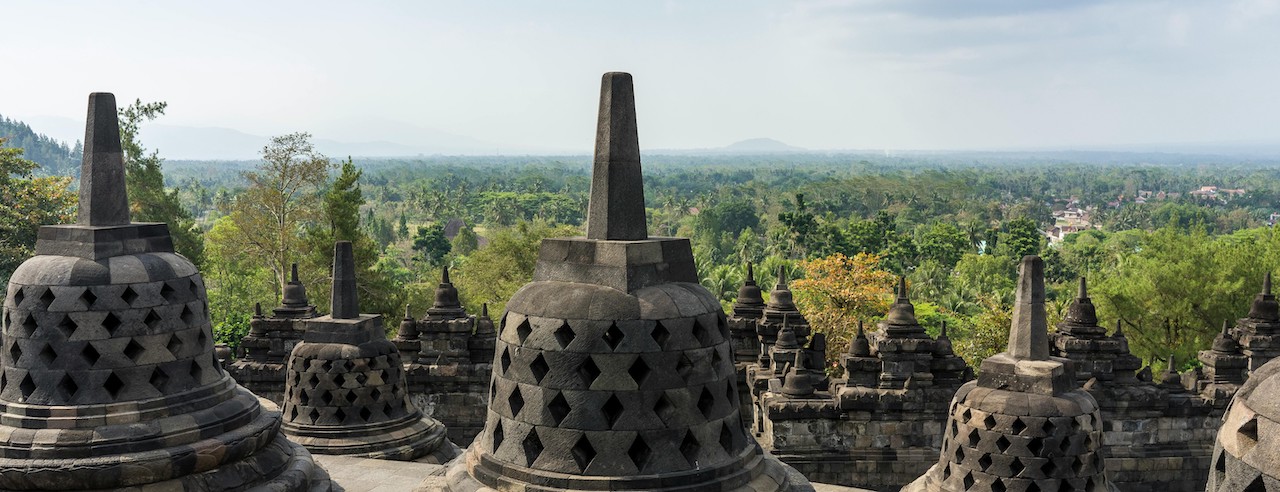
[[1266, 272, 1273, 295], [442, 265, 451, 284], [1222, 319, 1231, 336], [746, 261, 756, 285], [585, 72, 647, 241], [404, 304, 412, 320], [1008, 255, 1049, 361], [940, 320, 949, 338], [254, 302, 263, 318], [79, 93, 131, 227], [291, 263, 300, 283], [1114, 320, 1124, 337], [896, 276, 909, 302], [481, 302, 489, 317], [330, 241, 359, 319], [857, 320, 865, 338], [777, 266, 788, 290], [1078, 276, 1088, 299]]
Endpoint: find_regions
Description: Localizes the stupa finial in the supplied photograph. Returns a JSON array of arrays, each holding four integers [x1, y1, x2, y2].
[[584, 72, 647, 240], [330, 241, 358, 319], [1008, 255, 1049, 360], [78, 93, 131, 227]]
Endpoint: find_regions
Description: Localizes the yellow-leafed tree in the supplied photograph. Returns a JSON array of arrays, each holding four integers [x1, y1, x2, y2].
[[791, 253, 897, 367]]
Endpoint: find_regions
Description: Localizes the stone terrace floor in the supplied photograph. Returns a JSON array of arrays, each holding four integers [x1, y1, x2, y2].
[[314, 455, 874, 492]]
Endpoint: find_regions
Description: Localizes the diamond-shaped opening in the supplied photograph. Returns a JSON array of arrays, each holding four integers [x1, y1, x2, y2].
[[189, 278, 200, 296], [530, 353, 550, 384], [180, 306, 195, 325], [983, 414, 996, 430], [967, 429, 980, 447], [1059, 480, 1076, 492], [578, 357, 601, 387], [289, 406, 299, 421], [628, 436, 651, 472], [1215, 451, 1226, 472], [603, 322, 624, 351], [521, 429, 544, 466], [516, 319, 532, 343], [38, 344, 56, 365], [554, 321, 575, 348], [1083, 433, 1093, 450], [19, 374, 36, 399], [334, 373, 346, 388], [167, 334, 184, 357], [150, 367, 169, 391], [548, 392, 571, 425], [1012, 418, 1027, 435], [355, 372, 368, 385], [8, 342, 20, 364], [1060, 435, 1073, 452], [978, 454, 992, 471], [13, 287, 24, 306], [321, 391, 334, 405], [1028, 437, 1044, 456], [1071, 456, 1084, 474], [725, 380, 735, 401], [54, 315, 77, 339], [602, 394, 624, 428], [654, 393, 675, 423], [711, 347, 723, 369], [570, 435, 596, 471], [991, 478, 1006, 492], [629, 356, 651, 386], [1244, 476, 1265, 492], [961, 408, 972, 423], [103, 372, 124, 399], [719, 314, 730, 337], [500, 348, 512, 374], [677, 353, 695, 380], [298, 389, 310, 406], [680, 431, 700, 465], [651, 321, 670, 347], [345, 390, 357, 404], [1239, 417, 1259, 445], [492, 422, 504, 451], [102, 313, 122, 335], [21, 315, 37, 336], [383, 402, 396, 418], [942, 462, 952, 480], [39, 287, 55, 307], [1010, 457, 1024, 476], [370, 386, 381, 401], [692, 319, 710, 345], [80, 289, 97, 307], [509, 386, 525, 416], [307, 372, 320, 387], [144, 309, 163, 329], [334, 407, 346, 423], [124, 339, 146, 362], [996, 435, 1011, 452], [81, 344, 100, 366], [962, 471, 975, 490], [1042, 459, 1057, 476], [1028, 483, 1041, 492], [196, 328, 208, 347], [697, 387, 715, 420], [160, 283, 177, 302], [308, 407, 321, 423], [954, 446, 965, 463], [58, 374, 78, 397], [719, 422, 734, 453], [121, 286, 138, 305], [1043, 418, 1057, 435], [190, 359, 204, 383]]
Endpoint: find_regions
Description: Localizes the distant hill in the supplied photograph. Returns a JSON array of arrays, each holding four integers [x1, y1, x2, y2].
[[0, 115, 80, 175], [722, 138, 806, 153]]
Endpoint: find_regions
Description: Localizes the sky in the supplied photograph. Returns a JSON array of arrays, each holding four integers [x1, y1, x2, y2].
[[3, 0, 1279, 154]]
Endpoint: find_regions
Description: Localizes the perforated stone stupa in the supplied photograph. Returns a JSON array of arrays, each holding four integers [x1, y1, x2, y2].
[[905, 256, 1117, 492], [0, 93, 330, 490], [1207, 343, 1280, 491], [281, 241, 460, 462], [439, 72, 813, 492]]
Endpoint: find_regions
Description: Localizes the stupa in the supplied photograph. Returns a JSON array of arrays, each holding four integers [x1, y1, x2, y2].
[[0, 93, 330, 490], [905, 256, 1117, 492], [439, 72, 813, 492], [280, 241, 460, 462]]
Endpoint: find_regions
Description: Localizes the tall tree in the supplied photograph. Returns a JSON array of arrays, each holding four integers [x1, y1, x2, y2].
[[302, 157, 391, 315], [225, 133, 331, 297], [0, 138, 76, 280], [117, 100, 204, 264]]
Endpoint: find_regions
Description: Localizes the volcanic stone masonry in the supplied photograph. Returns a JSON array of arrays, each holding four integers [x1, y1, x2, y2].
[[0, 93, 330, 490], [437, 72, 814, 492], [280, 241, 460, 462], [227, 263, 317, 402], [905, 255, 1118, 492]]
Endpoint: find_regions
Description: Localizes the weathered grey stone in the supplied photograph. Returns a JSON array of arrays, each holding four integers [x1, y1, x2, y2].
[[78, 93, 130, 227], [330, 241, 359, 319], [1009, 256, 1048, 361], [585, 72, 646, 241]]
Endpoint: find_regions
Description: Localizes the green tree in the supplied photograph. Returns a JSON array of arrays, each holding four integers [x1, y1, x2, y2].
[[451, 225, 480, 256], [117, 100, 204, 264], [918, 222, 970, 268], [451, 221, 578, 314], [225, 133, 332, 298], [0, 138, 76, 280], [301, 157, 390, 315], [412, 223, 452, 267]]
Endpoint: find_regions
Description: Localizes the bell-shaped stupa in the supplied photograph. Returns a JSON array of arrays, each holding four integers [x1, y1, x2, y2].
[[281, 241, 459, 462], [440, 73, 813, 492], [0, 93, 330, 490]]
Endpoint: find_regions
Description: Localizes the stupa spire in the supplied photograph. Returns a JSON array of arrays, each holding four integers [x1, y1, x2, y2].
[[330, 241, 358, 319], [585, 72, 647, 240], [1009, 255, 1049, 360], [78, 93, 131, 226]]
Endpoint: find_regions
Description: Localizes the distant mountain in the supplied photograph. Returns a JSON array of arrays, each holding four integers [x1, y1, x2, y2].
[[0, 114, 80, 175], [722, 138, 806, 153]]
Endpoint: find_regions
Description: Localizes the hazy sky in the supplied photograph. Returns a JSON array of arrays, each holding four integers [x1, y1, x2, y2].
[[3, 0, 1279, 152]]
